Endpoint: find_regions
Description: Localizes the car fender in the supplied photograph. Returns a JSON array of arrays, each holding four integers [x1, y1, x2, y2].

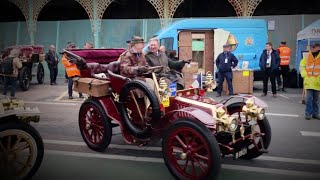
[[221, 94, 268, 109], [164, 106, 216, 127]]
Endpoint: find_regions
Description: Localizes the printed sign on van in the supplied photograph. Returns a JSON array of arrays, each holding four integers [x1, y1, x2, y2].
[[245, 37, 254, 46]]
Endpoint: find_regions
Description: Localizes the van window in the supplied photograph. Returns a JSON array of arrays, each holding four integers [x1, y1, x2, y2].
[[160, 38, 174, 51]]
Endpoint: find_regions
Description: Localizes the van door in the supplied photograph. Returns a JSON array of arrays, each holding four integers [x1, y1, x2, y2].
[[178, 31, 192, 62]]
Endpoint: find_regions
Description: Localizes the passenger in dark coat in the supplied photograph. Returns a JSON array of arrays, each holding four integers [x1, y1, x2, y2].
[[145, 38, 190, 90], [259, 42, 280, 97], [215, 44, 238, 96]]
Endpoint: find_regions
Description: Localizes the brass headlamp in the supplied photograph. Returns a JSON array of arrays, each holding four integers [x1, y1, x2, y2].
[[205, 71, 217, 92], [159, 78, 168, 95], [215, 107, 238, 132], [242, 98, 265, 120], [158, 78, 171, 105]]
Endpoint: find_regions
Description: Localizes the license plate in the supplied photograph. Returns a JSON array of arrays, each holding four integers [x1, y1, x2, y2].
[[233, 147, 248, 159], [162, 97, 170, 107]]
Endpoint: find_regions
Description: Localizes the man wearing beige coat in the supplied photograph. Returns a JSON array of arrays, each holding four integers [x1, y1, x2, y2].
[[2, 48, 23, 98]]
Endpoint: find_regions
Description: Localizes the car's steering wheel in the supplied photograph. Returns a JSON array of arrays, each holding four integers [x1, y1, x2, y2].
[[140, 66, 163, 75]]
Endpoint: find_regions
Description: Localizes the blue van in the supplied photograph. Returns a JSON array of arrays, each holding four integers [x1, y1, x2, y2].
[[145, 18, 268, 81]]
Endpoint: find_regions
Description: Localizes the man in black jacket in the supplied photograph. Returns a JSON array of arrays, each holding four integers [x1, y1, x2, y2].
[[45, 45, 59, 85], [215, 44, 238, 97], [259, 42, 280, 97]]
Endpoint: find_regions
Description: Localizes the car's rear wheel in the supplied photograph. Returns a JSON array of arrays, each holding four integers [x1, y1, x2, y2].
[[19, 66, 30, 91], [162, 118, 221, 180], [79, 99, 112, 152], [37, 63, 44, 84], [227, 102, 271, 160], [0, 120, 44, 180], [118, 80, 161, 139]]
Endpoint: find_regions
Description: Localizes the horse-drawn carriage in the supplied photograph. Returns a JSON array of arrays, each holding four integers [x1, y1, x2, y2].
[[63, 48, 271, 180], [0, 45, 45, 91]]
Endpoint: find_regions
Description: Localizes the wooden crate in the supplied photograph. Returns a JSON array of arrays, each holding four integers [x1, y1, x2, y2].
[[223, 70, 254, 95], [182, 62, 199, 74], [73, 78, 110, 97]]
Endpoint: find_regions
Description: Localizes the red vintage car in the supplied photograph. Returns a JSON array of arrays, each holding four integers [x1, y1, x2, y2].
[[63, 48, 271, 180], [0, 45, 45, 91]]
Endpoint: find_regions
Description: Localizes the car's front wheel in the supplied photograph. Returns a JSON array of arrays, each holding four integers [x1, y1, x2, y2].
[[162, 118, 221, 180], [227, 102, 271, 160], [0, 120, 44, 180]]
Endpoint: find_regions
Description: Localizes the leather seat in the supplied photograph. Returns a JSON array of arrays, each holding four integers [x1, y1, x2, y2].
[[85, 61, 120, 75], [105, 61, 120, 74]]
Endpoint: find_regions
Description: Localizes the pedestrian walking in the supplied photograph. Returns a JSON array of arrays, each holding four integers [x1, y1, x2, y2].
[[299, 42, 320, 120], [259, 42, 280, 97]]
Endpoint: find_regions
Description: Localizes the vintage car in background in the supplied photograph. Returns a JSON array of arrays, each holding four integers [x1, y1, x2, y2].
[[0, 45, 45, 91], [0, 95, 44, 179], [62, 48, 271, 180]]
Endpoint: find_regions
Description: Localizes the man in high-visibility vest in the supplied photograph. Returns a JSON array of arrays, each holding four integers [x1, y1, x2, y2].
[[61, 43, 83, 99], [276, 41, 291, 92], [300, 42, 320, 120]]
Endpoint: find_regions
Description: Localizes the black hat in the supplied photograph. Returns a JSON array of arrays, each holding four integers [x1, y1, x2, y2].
[[311, 42, 320, 48], [281, 41, 286, 44]]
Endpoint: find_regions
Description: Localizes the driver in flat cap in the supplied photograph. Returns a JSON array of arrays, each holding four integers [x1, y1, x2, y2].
[[120, 36, 149, 78], [119, 36, 155, 114]]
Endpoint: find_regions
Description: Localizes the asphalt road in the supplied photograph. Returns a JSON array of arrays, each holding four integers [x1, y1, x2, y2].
[[7, 78, 320, 180]]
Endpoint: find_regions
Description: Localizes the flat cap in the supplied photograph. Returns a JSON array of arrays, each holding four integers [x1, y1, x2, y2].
[[128, 36, 145, 45]]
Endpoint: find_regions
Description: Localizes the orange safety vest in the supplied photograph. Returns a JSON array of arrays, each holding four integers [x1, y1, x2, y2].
[[278, 46, 291, 65], [61, 54, 81, 77], [306, 52, 320, 77]]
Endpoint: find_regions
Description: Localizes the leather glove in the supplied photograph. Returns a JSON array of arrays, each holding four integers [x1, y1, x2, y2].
[[137, 66, 148, 74]]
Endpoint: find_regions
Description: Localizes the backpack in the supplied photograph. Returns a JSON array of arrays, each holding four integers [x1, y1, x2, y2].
[[0, 57, 14, 74]]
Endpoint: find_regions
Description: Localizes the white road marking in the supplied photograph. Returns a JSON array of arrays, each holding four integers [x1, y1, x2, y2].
[[222, 164, 320, 178], [267, 91, 290, 99], [53, 91, 68, 102], [44, 139, 162, 151], [300, 131, 320, 137], [265, 113, 299, 117], [24, 101, 79, 106], [278, 94, 290, 99], [46, 150, 320, 178], [53, 91, 87, 102], [44, 139, 320, 165], [257, 156, 320, 165]]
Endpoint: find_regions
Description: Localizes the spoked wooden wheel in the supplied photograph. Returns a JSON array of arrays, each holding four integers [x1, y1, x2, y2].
[[162, 119, 221, 180], [19, 66, 31, 91], [0, 120, 44, 180], [37, 63, 44, 84], [119, 80, 161, 139], [79, 99, 112, 152], [227, 102, 271, 160]]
